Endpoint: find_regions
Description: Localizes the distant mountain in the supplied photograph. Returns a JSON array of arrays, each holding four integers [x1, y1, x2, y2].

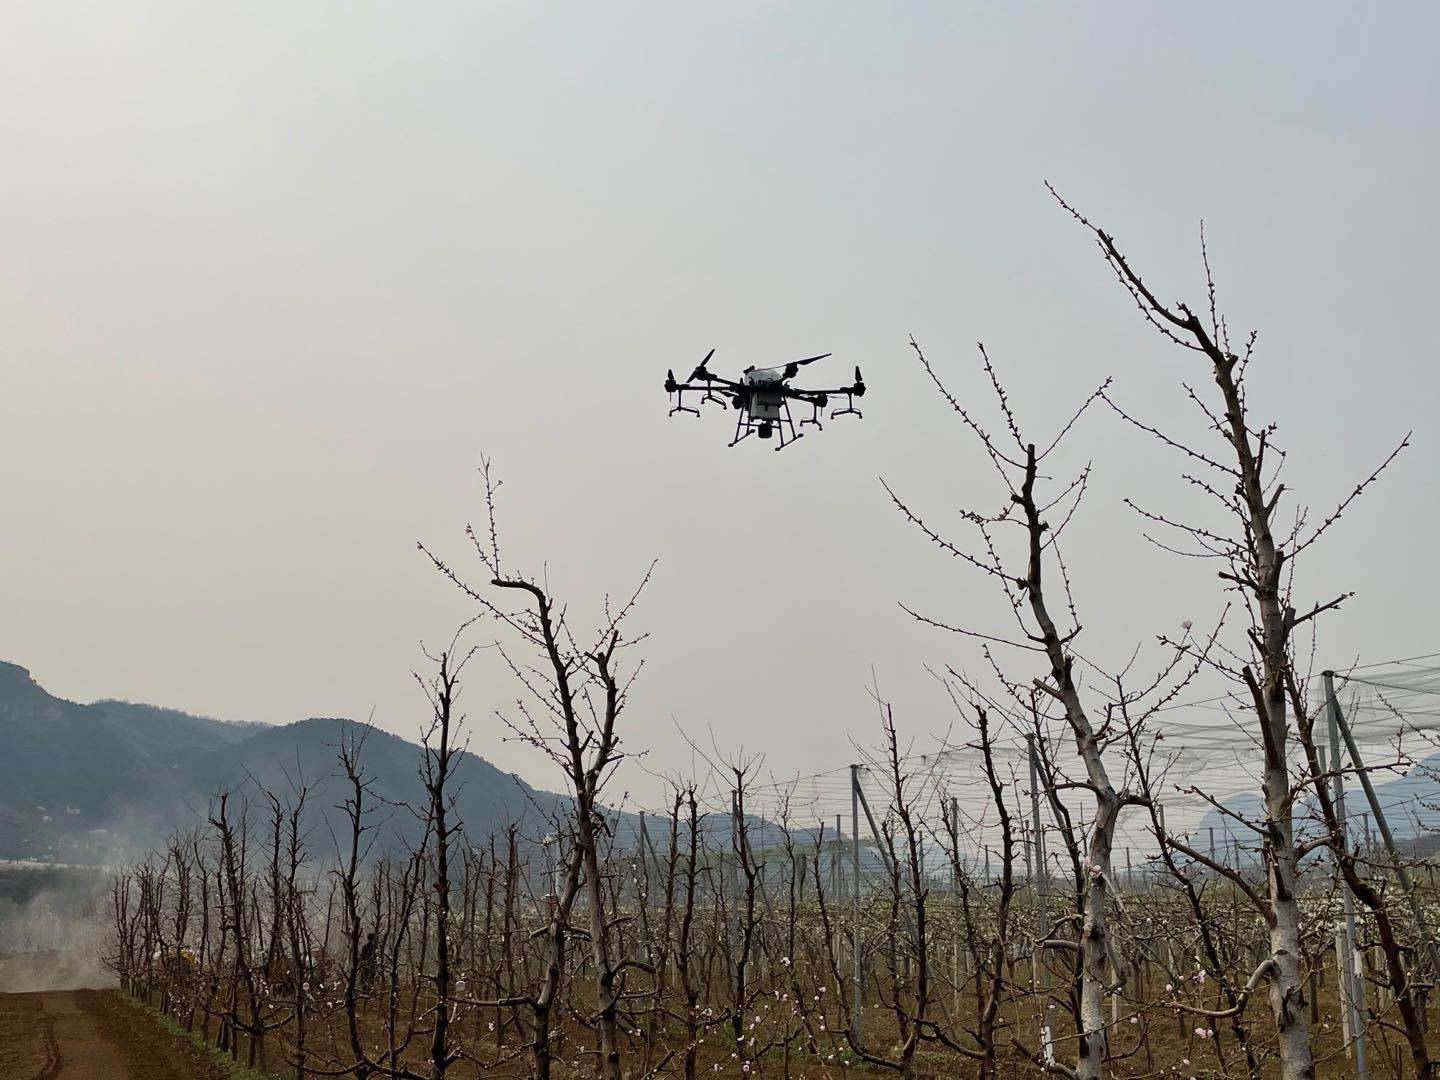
[[0, 660, 571, 863], [1195, 749, 1440, 858]]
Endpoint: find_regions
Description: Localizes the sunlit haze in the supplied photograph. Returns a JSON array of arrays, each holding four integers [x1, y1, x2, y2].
[[5, 3, 1437, 814]]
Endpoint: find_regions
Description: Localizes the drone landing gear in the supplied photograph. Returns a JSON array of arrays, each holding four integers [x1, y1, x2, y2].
[[729, 400, 803, 450], [799, 397, 825, 432], [668, 387, 730, 418], [772, 427, 803, 451], [831, 390, 862, 420]]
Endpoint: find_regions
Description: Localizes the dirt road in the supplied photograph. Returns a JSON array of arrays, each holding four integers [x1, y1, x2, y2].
[[0, 989, 237, 1080]]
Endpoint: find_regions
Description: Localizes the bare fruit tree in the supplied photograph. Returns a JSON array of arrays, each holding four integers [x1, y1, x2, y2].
[[416, 638, 474, 1079], [1051, 185, 1409, 1080], [886, 339, 1212, 1079], [422, 459, 656, 1080]]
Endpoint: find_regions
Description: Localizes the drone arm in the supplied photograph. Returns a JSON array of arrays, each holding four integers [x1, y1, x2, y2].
[[785, 367, 864, 399], [668, 378, 744, 397], [696, 373, 743, 390], [783, 385, 860, 399], [785, 369, 865, 420]]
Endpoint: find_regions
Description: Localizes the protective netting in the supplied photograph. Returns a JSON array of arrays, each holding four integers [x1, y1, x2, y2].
[[608, 653, 1440, 895]]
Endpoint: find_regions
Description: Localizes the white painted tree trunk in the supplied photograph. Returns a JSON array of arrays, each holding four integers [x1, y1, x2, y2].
[[1020, 442, 1127, 1080], [1262, 691, 1316, 1080], [1077, 803, 1120, 1080]]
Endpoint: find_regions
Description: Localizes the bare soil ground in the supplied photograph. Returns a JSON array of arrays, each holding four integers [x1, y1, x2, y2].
[[0, 979, 1400, 1079], [0, 989, 240, 1080]]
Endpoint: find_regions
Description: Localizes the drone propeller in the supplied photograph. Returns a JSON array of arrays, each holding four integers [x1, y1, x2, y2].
[[688, 347, 717, 382], [852, 366, 865, 393], [782, 352, 830, 378]]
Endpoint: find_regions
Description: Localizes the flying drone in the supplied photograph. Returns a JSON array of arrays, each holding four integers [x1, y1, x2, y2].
[[663, 349, 865, 450]]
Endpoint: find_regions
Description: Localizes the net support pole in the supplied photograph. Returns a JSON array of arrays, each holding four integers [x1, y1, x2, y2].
[[1325, 669, 1434, 967], [851, 764, 863, 1042], [1326, 679, 1368, 1076], [1027, 733, 1047, 992], [951, 795, 961, 1008]]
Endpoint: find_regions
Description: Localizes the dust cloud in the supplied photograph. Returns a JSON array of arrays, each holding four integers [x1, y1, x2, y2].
[[0, 861, 115, 992]]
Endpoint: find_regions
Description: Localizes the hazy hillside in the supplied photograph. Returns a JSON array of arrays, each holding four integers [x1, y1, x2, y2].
[[0, 660, 570, 863], [1196, 752, 1440, 856]]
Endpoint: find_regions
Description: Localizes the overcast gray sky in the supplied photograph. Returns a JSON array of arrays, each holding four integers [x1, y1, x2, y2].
[[4, 2, 1437, 815]]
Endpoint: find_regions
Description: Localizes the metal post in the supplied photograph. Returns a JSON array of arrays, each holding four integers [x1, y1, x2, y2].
[[544, 833, 560, 898], [1327, 688, 1368, 1077], [1113, 842, 1124, 1028], [951, 797, 961, 882], [1017, 783, 1033, 882], [1027, 733, 1047, 887], [1157, 804, 1167, 889], [637, 812, 653, 900], [1325, 670, 1435, 969], [948, 796, 961, 1008], [724, 793, 737, 961], [851, 764, 863, 1040], [1027, 733, 1047, 994]]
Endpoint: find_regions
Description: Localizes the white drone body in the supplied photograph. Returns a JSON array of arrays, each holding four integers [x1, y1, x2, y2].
[[664, 349, 865, 450], [741, 368, 787, 424]]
